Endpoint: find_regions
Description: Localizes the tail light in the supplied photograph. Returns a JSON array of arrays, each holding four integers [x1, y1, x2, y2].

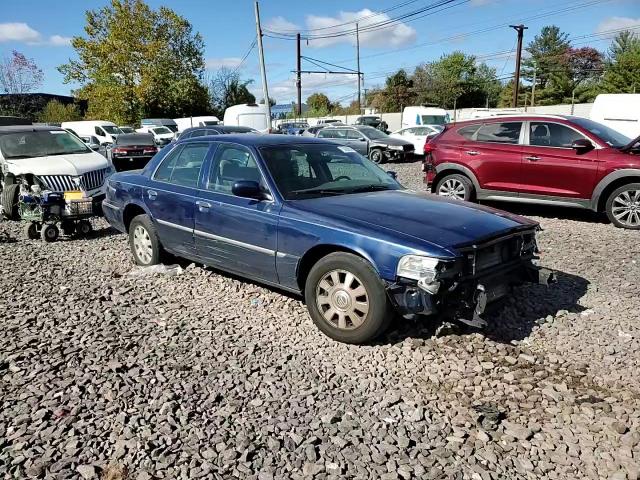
[[143, 147, 158, 154], [111, 148, 127, 154], [423, 142, 436, 155]]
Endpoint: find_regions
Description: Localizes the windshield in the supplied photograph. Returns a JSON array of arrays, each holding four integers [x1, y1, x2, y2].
[[421, 115, 446, 126], [102, 125, 123, 135], [152, 127, 171, 134], [0, 130, 91, 159], [569, 117, 631, 148], [260, 144, 401, 200], [360, 126, 388, 140]]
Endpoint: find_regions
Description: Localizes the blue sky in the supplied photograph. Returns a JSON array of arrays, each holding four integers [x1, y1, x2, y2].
[[2, 0, 639, 106]]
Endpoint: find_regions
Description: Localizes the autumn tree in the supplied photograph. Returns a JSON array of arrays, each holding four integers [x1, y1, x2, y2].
[[306, 93, 333, 116], [38, 100, 83, 123], [58, 0, 210, 125], [0, 50, 44, 116]]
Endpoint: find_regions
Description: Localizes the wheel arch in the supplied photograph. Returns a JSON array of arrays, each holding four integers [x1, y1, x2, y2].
[[591, 169, 640, 212], [431, 163, 480, 193], [295, 244, 379, 293], [122, 202, 149, 233]]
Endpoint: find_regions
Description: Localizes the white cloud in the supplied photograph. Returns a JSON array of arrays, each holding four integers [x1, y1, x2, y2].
[[264, 72, 359, 102], [0, 22, 40, 43], [206, 57, 243, 69], [265, 16, 300, 33], [265, 9, 416, 49], [0, 22, 71, 47], [596, 16, 640, 35]]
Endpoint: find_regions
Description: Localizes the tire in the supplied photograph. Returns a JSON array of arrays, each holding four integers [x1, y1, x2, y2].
[[605, 182, 640, 230], [435, 174, 474, 202], [129, 214, 163, 266], [24, 222, 39, 240], [304, 252, 393, 344], [77, 220, 93, 236], [1, 184, 19, 220], [369, 148, 386, 164], [41, 224, 59, 242]]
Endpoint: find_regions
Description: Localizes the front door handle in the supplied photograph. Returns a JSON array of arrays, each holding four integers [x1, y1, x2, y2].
[[525, 156, 540, 162], [196, 200, 212, 212], [465, 150, 479, 156], [147, 189, 157, 200]]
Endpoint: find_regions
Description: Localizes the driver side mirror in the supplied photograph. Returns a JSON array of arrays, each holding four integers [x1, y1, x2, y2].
[[571, 138, 594, 152], [386, 171, 397, 179], [232, 180, 265, 200]]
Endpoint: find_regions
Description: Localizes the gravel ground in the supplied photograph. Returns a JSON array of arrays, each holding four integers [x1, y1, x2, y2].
[[1, 158, 639, 480]]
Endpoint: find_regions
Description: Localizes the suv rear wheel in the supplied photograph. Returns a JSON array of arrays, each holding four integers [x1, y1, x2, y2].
[[304, 252, 392, 344], [435, 174, 474, 202], [606, 183, 640, 229]]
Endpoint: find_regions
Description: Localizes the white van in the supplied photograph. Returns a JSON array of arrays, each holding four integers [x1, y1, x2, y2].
[[136, 125, 174, 146], [591, 94, 640, 138], [174, 116, 221, 132], [223, 104, 271, 133], [402, 106, 449, 129], [61, 121, 123, 145]]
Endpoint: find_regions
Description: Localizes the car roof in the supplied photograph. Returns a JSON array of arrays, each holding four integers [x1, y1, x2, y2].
[[0, 125, 64, 135], [182, 125, 254, 133], [179, 134, 337, 147], [452, 114, 571, 125]]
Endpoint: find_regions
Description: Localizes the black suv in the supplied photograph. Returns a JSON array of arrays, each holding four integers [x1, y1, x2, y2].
[[316, 125, 414, 163]]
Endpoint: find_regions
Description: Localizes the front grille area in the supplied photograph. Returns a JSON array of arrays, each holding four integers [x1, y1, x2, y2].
[[459, 231, 536, 277], [38, 168, 109, 193], [403, 144, 414, 152]]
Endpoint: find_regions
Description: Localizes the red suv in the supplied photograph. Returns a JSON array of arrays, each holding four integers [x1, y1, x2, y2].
[[423, 115, 640, 229]]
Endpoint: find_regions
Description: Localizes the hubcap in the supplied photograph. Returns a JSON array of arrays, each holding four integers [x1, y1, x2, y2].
[[438, 178, 466, 200], [133, 225, 153, 264], [612, 189, 640, 227], [315, 269, 369, 330]]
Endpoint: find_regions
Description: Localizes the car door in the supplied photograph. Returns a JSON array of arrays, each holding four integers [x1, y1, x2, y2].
[[345, 129, 369, 155], [520, 121, 601, 199], [465, 121, 524, 192], [194, 143, 279, 283], [144, 142, 212, 258]]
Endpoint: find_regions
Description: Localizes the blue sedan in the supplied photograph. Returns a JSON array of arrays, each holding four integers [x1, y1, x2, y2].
[[102, 135, 553, 344]]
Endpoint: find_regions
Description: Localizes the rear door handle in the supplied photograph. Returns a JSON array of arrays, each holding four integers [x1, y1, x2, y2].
[[525, 156, 540, 162], [147, 189, 157, 200], [465, 150, 479, 156], [196, 200, 212, 212]]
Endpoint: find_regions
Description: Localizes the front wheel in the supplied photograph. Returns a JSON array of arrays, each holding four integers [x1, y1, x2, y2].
[[129, 214, 163, 265], [606, 183, 640, 229], [435, 174, 474, 202], [304, 252, 392, 344], [369, 149, 386, 164], [1, 184, 19, 220]]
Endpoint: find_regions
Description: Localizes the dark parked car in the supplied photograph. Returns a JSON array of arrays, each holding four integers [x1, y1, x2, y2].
[[108, 133, 158, 172], [423, 114, 640, 229], [176, 125, 258, 141], [302, 125, 327, 137], [317, 125, 414, 163], [354, 115, 388, 132], [103, 135, 553, 344], [278, 122, 309, 135]]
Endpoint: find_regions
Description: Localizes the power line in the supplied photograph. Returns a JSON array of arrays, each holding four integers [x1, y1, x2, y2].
[[231, 37, 257, 75]]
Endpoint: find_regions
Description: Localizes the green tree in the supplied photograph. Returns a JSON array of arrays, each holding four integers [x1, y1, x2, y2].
[[58, 0, 209, 125], [522, 26, 571, 91], [306, 93, 332, 116], [208, 67, 255, 117], [602, 31, 640, 93], [38, 100, 83, 123], [608, 30, 640, 59]]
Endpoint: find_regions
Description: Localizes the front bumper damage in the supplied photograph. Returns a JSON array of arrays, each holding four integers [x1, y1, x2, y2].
[[387, 261, 555, 328]]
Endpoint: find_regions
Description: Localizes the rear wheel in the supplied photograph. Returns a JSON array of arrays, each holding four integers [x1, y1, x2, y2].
[[435, 174, 474, 202], [24, 222, 39, 240], [606, 183, 640, 229], [77, 220, 93, 236], [129, 214, 163, 265], [41, 224, 59, 242], [1, 184, 19, 220], [304, 252, 392, 344]]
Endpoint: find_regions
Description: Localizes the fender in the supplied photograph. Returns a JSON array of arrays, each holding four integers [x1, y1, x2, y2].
[[434, 162, 481, 191], [590, 169, 640, 210]]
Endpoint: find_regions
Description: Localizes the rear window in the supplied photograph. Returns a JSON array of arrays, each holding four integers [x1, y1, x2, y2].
[[117, 134, 154, 146], [457, 124, 481, 140], [476, 122, 522, 144]]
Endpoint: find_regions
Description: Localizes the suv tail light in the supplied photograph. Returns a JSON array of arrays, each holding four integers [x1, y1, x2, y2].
[[424, 141, 436, 155]]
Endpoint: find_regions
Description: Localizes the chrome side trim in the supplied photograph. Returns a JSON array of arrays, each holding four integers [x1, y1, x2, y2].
[[156, 219, 194, 233], [194, 229, 275, 256]]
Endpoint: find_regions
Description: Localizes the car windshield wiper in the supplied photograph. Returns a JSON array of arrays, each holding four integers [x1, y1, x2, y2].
[[346, 184, 393, 193], [289, 187, 347, 196]]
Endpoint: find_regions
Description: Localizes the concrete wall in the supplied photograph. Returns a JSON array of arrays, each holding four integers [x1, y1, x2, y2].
[[279, 103, 594, 131]]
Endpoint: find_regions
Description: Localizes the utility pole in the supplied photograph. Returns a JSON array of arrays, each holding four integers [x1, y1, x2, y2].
[[510, 24, 527, 108], [296, 33, 302, 116], [530, 60, 537, 107], [356, 22, 361, 114], [254, 1, 271, 126]]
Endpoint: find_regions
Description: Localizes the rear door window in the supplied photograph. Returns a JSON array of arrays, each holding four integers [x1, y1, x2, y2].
[[457, 124, 481, 140], [476, 122, 522, 144], [318, 129, 336, 139]]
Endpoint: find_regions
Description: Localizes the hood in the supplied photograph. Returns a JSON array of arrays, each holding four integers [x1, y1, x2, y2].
[[290, 189, 536, 253], [4, 151, 109, 176], [620, 134, 640, 153], [371, 137, 413, 148]]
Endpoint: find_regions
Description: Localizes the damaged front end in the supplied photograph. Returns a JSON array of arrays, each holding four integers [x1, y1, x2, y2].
[[387, 228, 555, 328]]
